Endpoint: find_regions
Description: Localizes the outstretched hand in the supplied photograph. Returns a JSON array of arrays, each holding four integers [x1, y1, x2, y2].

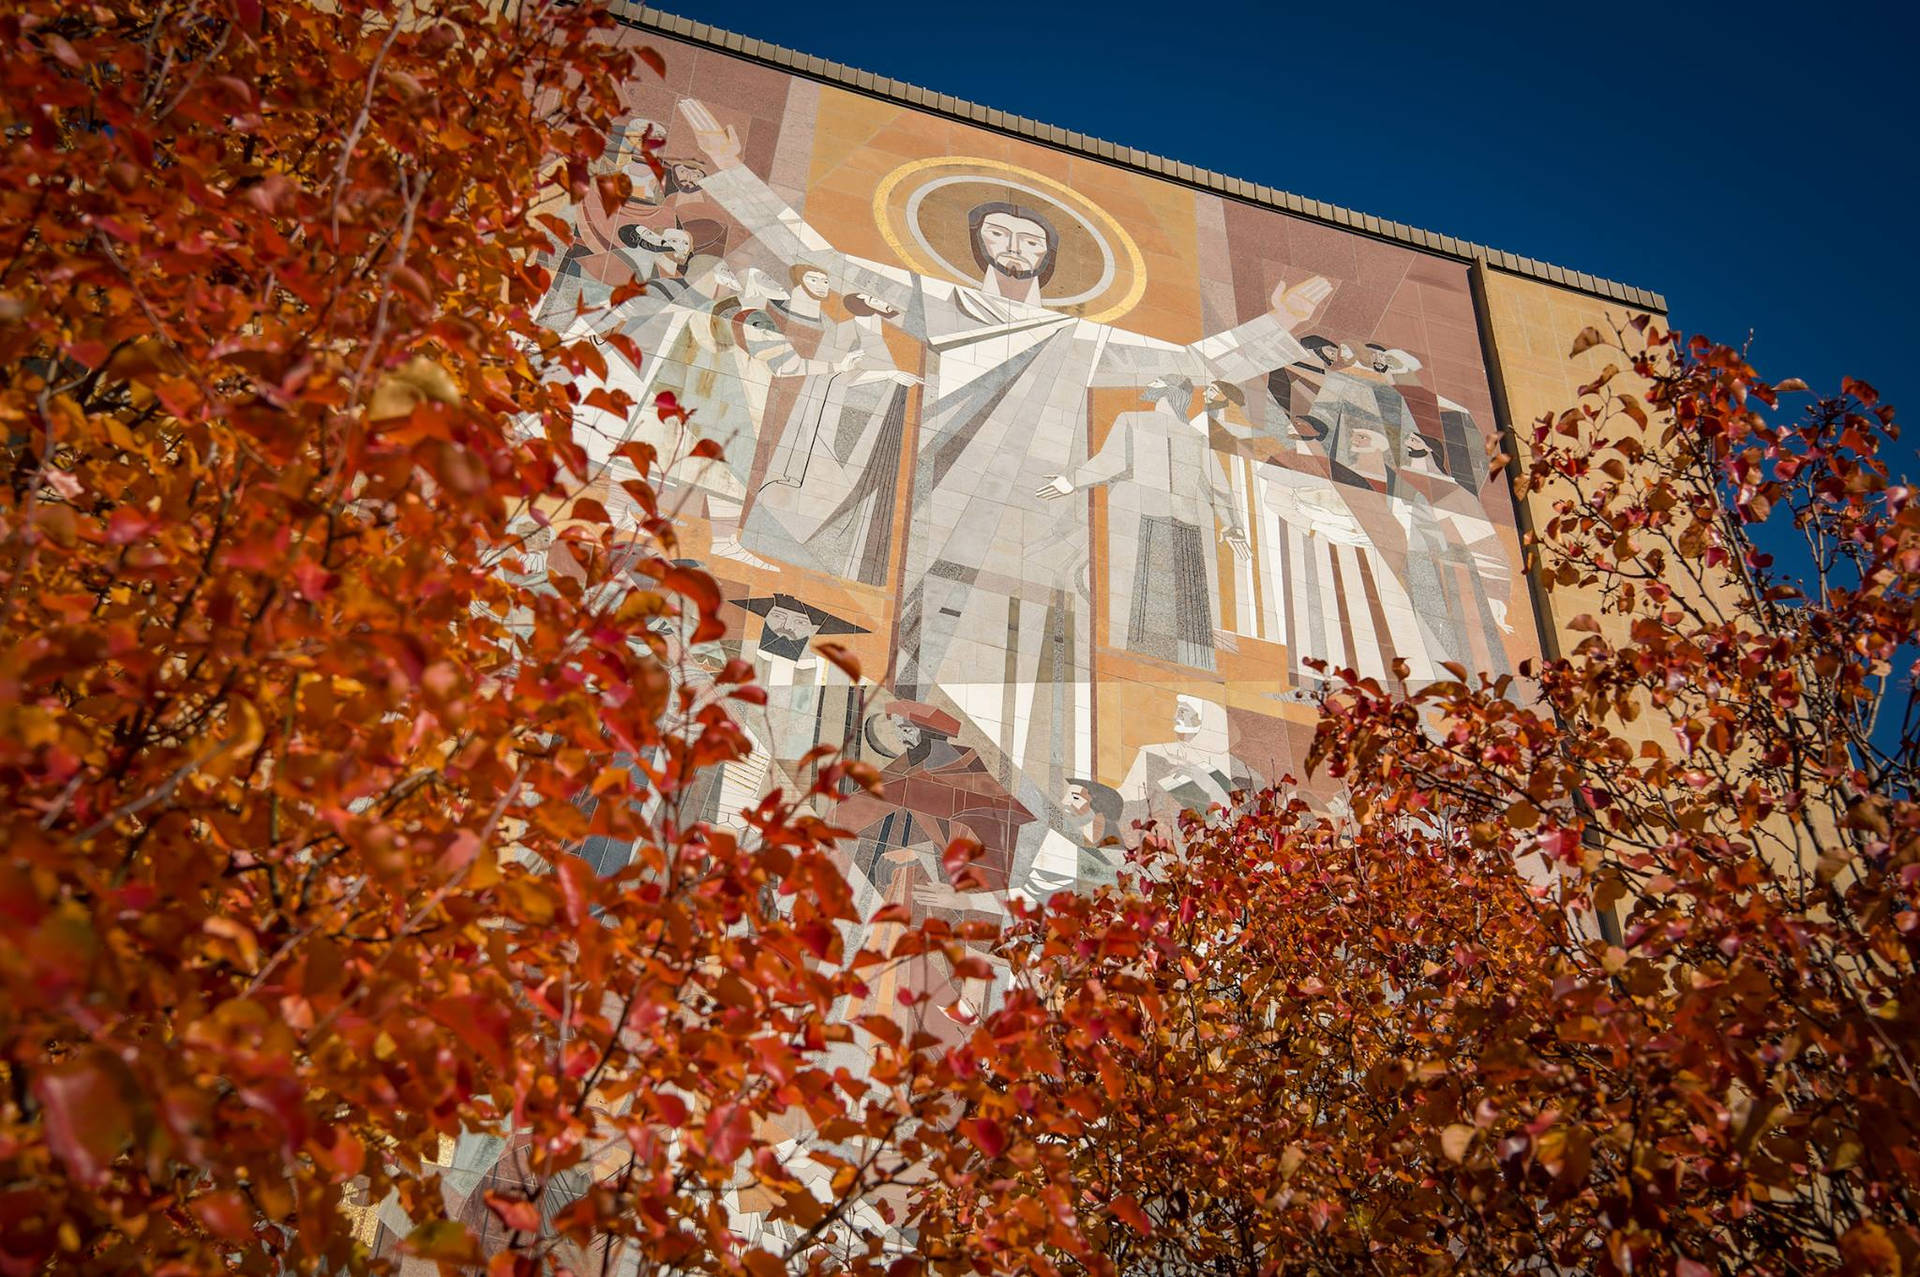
[[1271, 275, 1333, 328], [1035, 475, 1074, 500], [677, 99, 743, 168]]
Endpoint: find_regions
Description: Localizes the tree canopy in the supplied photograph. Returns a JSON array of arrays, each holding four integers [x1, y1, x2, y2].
[[2, 4, 1914, 1276]]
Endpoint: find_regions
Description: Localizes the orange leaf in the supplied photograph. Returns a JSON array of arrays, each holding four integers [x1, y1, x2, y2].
[[660, 562, 725, 642], [1110, 1194, 1152, 1235], [814, 641, 861, 681], [1568, 326, 1607, 357], [485, 1191, 543, 1235], [400, 1219, 479, 1263]]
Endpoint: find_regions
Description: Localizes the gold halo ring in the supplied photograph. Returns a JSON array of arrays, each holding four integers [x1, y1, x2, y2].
[[872, 157, 1147, 325]]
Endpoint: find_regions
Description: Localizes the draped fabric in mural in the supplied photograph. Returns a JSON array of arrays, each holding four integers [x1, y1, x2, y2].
[[533, 35, 1539, 932]]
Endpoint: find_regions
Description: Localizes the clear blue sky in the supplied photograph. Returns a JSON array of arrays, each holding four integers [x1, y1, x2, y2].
[[648, 0, 1916, 460]]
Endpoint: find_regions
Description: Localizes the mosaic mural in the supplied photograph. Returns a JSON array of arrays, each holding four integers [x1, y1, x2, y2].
[[369, 34, 1558, 1252], [533, 36, 1540, 921]]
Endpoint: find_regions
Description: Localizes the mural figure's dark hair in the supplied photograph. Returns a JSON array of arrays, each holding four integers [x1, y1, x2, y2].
[[966, 200, 1061, 288]]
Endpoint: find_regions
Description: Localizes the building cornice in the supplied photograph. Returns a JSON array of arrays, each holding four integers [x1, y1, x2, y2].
[[612, 2, 1667, 314]]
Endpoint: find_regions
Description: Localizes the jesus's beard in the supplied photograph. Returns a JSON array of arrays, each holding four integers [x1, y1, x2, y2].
[[991, 254, 1044, 282]]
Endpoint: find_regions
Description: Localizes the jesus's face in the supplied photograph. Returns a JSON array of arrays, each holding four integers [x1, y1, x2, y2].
[[976, 212, 1051, 281]]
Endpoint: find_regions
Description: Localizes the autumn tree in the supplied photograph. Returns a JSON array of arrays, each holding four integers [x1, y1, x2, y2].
[[0, 5, 952, 1274], [910, 329, 1920, 1276]]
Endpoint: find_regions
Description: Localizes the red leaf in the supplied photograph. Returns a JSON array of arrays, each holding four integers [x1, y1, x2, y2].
[[593, 172, 631, 214], [637, 45, 667, 77], [1111, 1194, 1152, 1235], [654, 390, 690, 425], [616, 440, 658, 476], [104, 508, 152, 546], [32, 1052, 133, 1187], [795, 920, 836, 960], [484, 1191, 543, 1235], [557, 854, 594, 925], [191, 1189, 254, 1243], [308, 1128, 365, 1179], [292, 558, 332, 601], [706, 1101, 751, 1166], [92, 215, 140, 244], [47, 35, 84, 69], [958, 1117, 1007, 1159], [942, 837, 985, 890]]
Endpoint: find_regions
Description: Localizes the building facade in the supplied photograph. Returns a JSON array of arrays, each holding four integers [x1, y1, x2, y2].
[[540, 5, 1662, 902], [375, 6, 1669, 1257]]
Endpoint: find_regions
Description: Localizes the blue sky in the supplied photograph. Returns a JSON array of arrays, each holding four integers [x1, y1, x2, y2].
[[646, 0, 1916, 461]]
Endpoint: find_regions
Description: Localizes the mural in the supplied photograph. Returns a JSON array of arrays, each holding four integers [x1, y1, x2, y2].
[[535, 35, 1538, 935]]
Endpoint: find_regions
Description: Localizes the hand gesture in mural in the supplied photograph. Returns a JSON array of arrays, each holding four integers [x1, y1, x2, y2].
[[854, 368, 923, 387], [1270, 275, 1334, 328], [1035, 475, 1074, 500], [1490, 599, 1515, 635], [676, 99, 743, 168], [913, 881, 1007, 917], [1224, 527, 1252, 562]]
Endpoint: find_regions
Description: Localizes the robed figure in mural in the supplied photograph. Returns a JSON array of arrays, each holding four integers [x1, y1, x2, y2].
[[1037, 375, 1250, 672], [1249, 343, 1515, 687], [674, 99, 1333, 883]]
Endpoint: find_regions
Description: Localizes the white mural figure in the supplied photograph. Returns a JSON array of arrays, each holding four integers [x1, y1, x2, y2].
[[1117, 694, 1256, 832], [1251, 344, 1513, 688], [674, 99, 1332, 878], [747, 291, 924, 584], [1038, 374, 1249, 672]]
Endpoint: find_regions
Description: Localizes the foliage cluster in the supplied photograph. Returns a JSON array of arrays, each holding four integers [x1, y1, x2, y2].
[[4, 5, 1916, 1277]]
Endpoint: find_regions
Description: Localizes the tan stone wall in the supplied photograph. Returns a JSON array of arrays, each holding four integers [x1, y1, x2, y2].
[[1473, 265, 1665, 665], [1476, 268, 1826, 892]]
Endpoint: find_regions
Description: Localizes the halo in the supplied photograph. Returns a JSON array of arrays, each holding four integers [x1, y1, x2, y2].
[[872, 157, 1147, 324]]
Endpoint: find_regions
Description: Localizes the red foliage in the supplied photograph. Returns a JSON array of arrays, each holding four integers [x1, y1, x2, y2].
[[912, 328, 1920, 1275], [7, 5, 1915, 1276], [0, 5, 945, 1273]]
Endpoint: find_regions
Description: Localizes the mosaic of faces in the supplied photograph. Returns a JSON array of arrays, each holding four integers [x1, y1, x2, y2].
[[528, 48, 1536, 940]]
